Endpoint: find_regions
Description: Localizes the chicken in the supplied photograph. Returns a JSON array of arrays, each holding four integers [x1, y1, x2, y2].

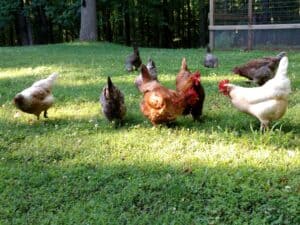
[[146, 58, 158, 79], [13, 72, 59, 119], [135, 58, 158, 92], [219, 56, 291, 131], [204, 46, 218, 68], [100, 76, 126, 125], [125, 46, 142, 72], [233, 52, 286, 86], [139, 64, 200, 125], [176, 58, 205, 120]]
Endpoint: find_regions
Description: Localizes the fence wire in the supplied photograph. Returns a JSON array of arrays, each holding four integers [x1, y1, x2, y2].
[[212, 0, 300, 49], [215, 0, 300, 25]]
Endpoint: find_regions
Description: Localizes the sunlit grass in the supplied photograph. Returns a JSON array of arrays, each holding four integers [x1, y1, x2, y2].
[[0, 42, 299, 224]]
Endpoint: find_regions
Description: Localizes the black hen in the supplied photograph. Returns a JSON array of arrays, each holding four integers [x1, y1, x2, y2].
[[233, 52, 286, 86], [125, 46, 142, 72], [100, 77, 126, 125]]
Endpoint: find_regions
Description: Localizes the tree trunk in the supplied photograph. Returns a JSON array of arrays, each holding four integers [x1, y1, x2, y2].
[[58, 25, 63, 42], [123, 0, 131, 45], [48, 21, 54, 43], [80, 0, 98, 41], [26, 16, 33, 45], [35, 5, 49, 44], [105, 8, 112, 42], [199, 0, 206, 46], [186, 0, 192, 47], [138, 8, 144, 46], [145, 15, 150, 46], [15, 13, 29, 45], [9, 24, 15, 46], [162, 0, 172, 48], [24, 0, 33, 45], [14, 0, 32, 45]]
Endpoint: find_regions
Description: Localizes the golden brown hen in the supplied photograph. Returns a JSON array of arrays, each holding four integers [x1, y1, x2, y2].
[[139, 65, 200, 125]]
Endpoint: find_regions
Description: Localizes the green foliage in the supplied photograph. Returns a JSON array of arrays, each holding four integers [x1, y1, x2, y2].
[[0, 43, 299, 224], [0, 0, 19, 28], [45, 0, 80, 30], [0, 0, 80, 45]]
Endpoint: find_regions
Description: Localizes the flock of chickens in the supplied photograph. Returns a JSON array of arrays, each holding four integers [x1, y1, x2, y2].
[[13, 47, 291, 131]]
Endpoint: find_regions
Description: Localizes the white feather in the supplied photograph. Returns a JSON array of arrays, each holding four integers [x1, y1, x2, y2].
[[226, 56, 291, 126]]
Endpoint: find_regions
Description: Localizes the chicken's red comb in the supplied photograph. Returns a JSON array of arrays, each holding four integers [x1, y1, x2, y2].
[[191, 71, 201, 86], [193, 71, 201, 78], [218, 79, 229, 90]]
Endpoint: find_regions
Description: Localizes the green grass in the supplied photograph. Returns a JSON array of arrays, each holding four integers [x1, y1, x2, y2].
[[0, 42, 299, 225]]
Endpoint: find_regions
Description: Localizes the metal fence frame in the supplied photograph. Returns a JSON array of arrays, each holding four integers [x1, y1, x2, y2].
[[209, 0, 300, 49]]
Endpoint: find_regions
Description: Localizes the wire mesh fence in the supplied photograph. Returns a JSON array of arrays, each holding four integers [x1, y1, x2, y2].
[[210, 0, 300, 49]]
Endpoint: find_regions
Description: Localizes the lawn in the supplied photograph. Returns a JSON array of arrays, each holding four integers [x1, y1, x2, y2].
[[0, 42, 299, 225]]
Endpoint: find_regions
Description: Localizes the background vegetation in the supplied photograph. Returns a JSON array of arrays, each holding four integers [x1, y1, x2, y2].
[[1, 0, 300, 48], [0, 42, 299, 224], [0, 0, 209, 47]]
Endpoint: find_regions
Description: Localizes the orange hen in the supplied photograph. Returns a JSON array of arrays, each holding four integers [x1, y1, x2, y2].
[[139, 64, 200, 125]]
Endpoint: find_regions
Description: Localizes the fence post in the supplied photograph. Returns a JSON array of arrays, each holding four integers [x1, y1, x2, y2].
[[209, 0, 215, 49], [248, 0, 253, 50]]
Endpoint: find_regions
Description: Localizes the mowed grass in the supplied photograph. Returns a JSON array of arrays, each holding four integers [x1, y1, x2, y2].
[[0, 42, 299, 225]]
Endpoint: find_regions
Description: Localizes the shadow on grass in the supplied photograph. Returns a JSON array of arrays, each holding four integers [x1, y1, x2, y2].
[[1, 107, 299, 153], [0, 159, 299, 224]]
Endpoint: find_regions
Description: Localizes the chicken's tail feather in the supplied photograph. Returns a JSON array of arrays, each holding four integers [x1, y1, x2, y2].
[[276, 51, 286, 60], [46, 72, 59, 87], [181, 58, 188, 70], [32, 72, 58, 88], [107, 76, 114, 91], [275, 56, 288, 79], [49, 72, 59, 80]]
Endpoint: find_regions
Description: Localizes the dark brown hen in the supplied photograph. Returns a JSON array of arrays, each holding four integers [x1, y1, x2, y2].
[[125, 46, 142, 72], [100, 77, 126, 125], [233, 52, 286, 86], [176, 58, 205, 121]]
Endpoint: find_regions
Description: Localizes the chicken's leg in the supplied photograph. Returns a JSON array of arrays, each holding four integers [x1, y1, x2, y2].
[[260, 121, 269, 132], [44, 110, 48, 118]]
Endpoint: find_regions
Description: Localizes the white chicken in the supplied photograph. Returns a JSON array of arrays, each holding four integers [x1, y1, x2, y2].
[[13, 72, 59, 119], [219, 56, 291, 130]]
